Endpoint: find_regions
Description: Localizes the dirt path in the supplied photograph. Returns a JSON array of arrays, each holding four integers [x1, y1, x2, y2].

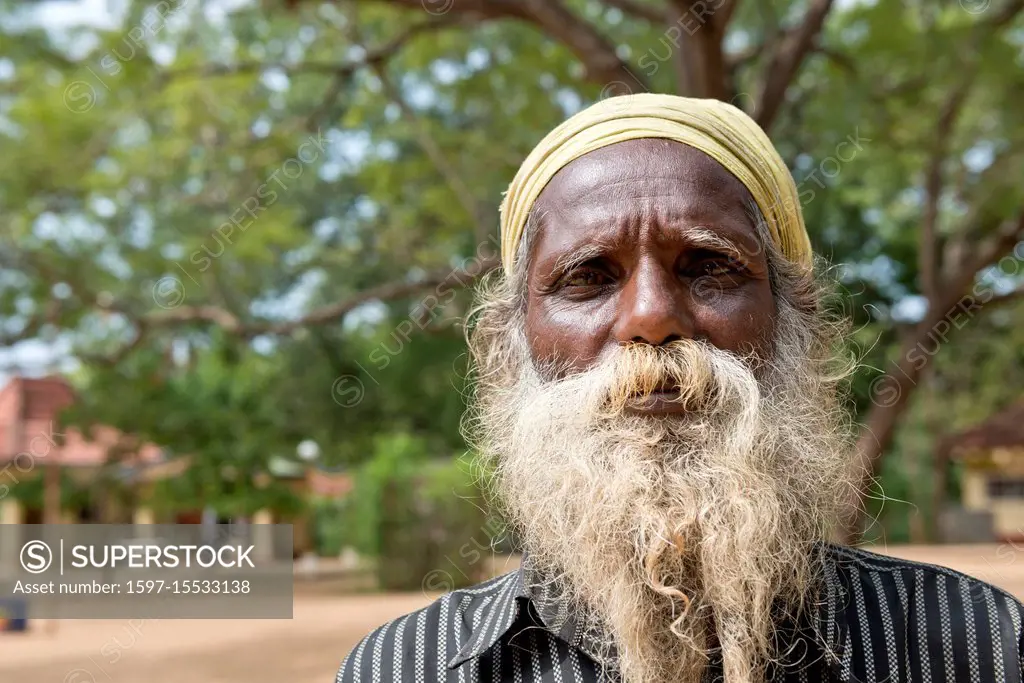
[[1, 544, 1021, 683], [0, 592, 432, 683]]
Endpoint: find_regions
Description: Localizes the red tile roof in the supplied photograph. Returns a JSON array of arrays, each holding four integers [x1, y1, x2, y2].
[[0, 377, 164, 467], [942, 400, 1024, 458]]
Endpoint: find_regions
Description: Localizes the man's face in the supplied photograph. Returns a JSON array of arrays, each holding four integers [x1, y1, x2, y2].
[[524, 138, 778, 388]]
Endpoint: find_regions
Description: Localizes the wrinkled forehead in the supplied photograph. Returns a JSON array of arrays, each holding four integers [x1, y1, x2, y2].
[[537, 139, 756, 209], [524, 139, 766, 263]]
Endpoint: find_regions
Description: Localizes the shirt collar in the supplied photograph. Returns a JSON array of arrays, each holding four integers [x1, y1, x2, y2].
[[447, 543, 853, 675], [519, 555, 619, 665], [447, 563, 530, 670], [815, 543, 853, 678]]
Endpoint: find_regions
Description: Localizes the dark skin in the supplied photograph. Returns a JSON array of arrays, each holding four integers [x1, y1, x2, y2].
[[523, 139, 777, 407]]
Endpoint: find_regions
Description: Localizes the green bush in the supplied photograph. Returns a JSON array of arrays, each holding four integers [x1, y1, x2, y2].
[[311, 498, 347, 557], [344, 434, 493, 591], [9, 470, 97, 517]]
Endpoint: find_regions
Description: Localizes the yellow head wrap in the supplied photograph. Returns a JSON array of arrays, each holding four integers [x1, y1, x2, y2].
[[499, 93, 812, 275]]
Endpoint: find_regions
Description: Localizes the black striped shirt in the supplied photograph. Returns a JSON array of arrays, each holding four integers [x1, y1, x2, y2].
[[336, 543, 1024, 682]]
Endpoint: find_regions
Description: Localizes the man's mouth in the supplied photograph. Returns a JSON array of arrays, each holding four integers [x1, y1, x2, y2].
[[624, 382, 688, 415]]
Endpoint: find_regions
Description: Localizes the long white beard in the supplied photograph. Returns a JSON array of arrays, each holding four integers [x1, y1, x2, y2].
[[469, 302, 855, 683]]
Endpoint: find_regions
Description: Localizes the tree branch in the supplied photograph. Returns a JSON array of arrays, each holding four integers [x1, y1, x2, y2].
[[986, 284, 1024, 310], [0, 306, 60, 349], [717, 0, 740, 28], [987, 0, 1024, 28], [816, 44, 857, 76], [350, 0, 528, 21], [304, 68, 354, 133], [348, 0, 648, 95], [256, 255, 498, 335], [76, 324, 150, 368], [666, 0, 732, 99], [755, 0, 781, 64], [920, 81, 971, 302], [519, 0, 650, 93], [754, 0, 834, 131], [163, 14, 464, 84], [75, 255, 500, 365], [0, 244, 79, 347], [601, 0, 664, 23]]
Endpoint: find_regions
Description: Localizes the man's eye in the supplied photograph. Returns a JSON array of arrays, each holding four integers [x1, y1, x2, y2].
[[563, 269, 610, 287], [694, 260, 737, 277]]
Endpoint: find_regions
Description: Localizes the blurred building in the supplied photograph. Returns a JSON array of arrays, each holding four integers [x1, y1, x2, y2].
[[0, 376, 168, 525], [263, 455, 354, 557], [0, 376, 351, 557], [943, 400, 1024, 542]]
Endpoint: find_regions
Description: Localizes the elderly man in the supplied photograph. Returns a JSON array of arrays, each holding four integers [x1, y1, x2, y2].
[[336, 94, 1024, 682]]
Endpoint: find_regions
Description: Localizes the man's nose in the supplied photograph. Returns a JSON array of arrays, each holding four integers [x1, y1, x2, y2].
[[612, 262, 695, 346]]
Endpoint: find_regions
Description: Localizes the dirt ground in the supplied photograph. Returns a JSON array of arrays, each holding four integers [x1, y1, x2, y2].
[[1, 545, 1022, 683]]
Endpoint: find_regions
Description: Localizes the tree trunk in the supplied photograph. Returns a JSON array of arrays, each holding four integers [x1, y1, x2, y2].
[[43, 463, 61, 524], [668, 1, 729, 99]]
